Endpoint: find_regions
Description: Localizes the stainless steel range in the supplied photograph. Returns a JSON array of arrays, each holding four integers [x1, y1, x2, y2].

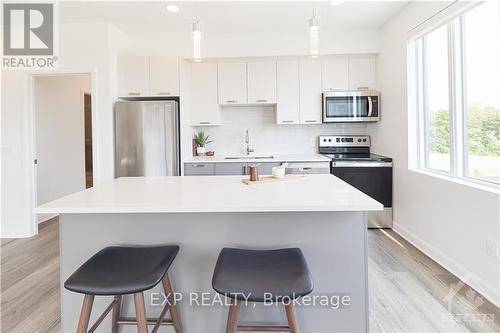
[[319, 135, 393, 228]]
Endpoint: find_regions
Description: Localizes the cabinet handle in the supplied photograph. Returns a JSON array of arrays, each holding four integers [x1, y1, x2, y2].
[[256, 99, 268, 103], [157, 92, 171, 95], [329, 88, 343, 91], [305, 120, 318, 123], [282, 120, 295, 123], [192, 164, 206, 168], [199, 121, 211, 125], [127, 92, 140, 96], [226, 100, 238, 103], [357, 87, 369, 90]]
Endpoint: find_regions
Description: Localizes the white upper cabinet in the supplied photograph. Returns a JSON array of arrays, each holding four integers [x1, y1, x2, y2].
[[247, 61, 277, 104], [348, 56, 377, 90], [189, 62, 221, 126], [117, 56, 179, 97], [299, 60, 322, 124], [276, 61, 300, 124], [218, 62, 247, 105], [117, 56, 150, 97], [149, 56, 179, 97], [322, 58, 349, 91]]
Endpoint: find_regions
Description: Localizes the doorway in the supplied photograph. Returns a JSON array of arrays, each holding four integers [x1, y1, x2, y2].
[[84, 93, 93, 188], [33, 74, 93, 224]]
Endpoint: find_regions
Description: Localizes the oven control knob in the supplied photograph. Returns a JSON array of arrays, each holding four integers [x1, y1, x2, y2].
[[341, 138, 345, 142], [323, 139, 327, 142], [358, 139, 362, 142], [328, 139, 332, 142], [336, 138, 340, 142], [363, 139, 367, 142]]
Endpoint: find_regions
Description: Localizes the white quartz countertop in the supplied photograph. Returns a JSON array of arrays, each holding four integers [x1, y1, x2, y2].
[[184, 153, 331, 163], [36, 175, 383, 214]]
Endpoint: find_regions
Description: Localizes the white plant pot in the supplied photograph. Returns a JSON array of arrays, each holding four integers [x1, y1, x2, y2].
[[196, 146, 207, 155]]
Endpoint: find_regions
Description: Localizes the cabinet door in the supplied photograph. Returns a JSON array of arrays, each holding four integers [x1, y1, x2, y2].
[[322, 58, 349, 91], [218, 62, 247, 105], [299, 60, 322, 124], [348, 56, 377, 90], [189, 63, 221, 126], [276, 61, 300, 125], [247, 61, 277, 104], [184, 163, 215, 176], [150, 56, 179, 96], [117, 56, 150, 97], [215, 163, 247, 175], [258, 162, 281, 175]]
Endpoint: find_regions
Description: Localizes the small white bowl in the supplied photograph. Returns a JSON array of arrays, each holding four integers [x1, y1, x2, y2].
[[272, 166, 286, 178]]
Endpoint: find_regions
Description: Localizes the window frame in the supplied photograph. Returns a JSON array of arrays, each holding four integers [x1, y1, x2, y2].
[[408, 2, 500, 190]]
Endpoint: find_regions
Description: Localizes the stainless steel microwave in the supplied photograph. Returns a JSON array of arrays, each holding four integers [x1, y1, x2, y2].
[[322, 90, 380, 122]]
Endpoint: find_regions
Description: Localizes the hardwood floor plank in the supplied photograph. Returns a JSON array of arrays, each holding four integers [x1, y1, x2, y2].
[[1, 218, 498, 333]]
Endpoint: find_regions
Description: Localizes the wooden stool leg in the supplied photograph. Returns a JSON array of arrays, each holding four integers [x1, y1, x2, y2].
[[162, 275, 183, 333], [111, 295, 122, 333], [226, 299, 241, 333], [285, 303, 300, 333], [133, 292, 148, 333], [77, 295, 94, 333]]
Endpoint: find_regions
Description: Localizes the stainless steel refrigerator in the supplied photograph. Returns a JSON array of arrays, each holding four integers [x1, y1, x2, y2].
[[115, 101, 179, 177]]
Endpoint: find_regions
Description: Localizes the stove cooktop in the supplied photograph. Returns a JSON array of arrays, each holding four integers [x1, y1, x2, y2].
[[323, 153, 393, 162]]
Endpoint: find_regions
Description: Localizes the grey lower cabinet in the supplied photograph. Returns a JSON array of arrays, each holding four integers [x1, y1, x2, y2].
[[215, 163, 247, 175], [184, 162, 282, 176], [184, 163, 215, 176]]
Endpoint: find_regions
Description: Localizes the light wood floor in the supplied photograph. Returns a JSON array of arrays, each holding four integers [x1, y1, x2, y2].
[[1, 217, 499, 333]]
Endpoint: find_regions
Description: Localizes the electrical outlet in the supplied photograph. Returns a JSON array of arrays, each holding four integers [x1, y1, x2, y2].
[[485, 239, 499, 259]]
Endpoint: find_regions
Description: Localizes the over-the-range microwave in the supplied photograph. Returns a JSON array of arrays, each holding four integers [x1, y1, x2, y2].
[[322, 90, 380, 123]]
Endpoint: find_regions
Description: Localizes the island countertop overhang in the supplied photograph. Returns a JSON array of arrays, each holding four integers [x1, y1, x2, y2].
[[35, 174, 383, 214]]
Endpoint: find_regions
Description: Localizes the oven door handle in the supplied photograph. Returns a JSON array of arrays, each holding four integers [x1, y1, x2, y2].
[[332, 161, 393, 167], [367, 96, 373, 117]]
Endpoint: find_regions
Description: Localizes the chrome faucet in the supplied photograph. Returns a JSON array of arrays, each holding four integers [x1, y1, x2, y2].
[[245, 129, 254, 155]]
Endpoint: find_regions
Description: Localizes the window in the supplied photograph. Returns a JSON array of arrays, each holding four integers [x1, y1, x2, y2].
[[409, 1, 500, 187]]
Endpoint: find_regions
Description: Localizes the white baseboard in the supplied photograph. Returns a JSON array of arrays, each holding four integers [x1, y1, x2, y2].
[[0, 228, 34, 238], [393, 221, 500, 308], [37, 213, 58, 224]]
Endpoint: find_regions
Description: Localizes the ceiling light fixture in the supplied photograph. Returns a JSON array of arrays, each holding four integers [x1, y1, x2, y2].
[[330, 0, 344, 6], [192, 20, 202, 62], [309, 11, 319, 58], [166, 4, 179, 13]]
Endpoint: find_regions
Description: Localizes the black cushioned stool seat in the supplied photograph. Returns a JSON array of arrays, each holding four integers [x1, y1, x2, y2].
[[212, 247, 313, 333], [64, 245, 182, 333], [65, 245, 179, 295]]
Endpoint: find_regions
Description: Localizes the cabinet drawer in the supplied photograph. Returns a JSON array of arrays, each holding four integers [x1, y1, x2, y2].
[[184, 163, 215, 176], [215, 163, 247, 176]]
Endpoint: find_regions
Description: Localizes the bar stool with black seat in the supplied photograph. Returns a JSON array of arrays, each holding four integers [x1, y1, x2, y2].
[[212, 248, 313, 333], [64, 245, 182, 333]]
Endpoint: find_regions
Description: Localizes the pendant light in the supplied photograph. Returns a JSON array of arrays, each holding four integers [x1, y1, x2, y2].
[[192, 20, 201, 62], [309, 10, 319, 58]]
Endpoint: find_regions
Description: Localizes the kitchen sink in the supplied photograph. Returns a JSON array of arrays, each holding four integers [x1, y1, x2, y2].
[[224, 155, 274, 160]]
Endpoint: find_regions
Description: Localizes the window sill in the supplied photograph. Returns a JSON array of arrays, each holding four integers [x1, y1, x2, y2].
[[409, 167, 500, 194]]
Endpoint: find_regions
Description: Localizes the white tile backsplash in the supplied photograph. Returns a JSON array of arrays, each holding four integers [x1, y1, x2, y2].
[[196, 106, 367, 155]]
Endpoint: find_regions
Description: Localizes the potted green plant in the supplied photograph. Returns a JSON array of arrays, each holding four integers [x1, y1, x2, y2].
[[194, 131, 212, 155]]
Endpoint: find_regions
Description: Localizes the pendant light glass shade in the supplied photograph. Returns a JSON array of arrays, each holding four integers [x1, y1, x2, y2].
[[309, 14, 319, 58], [192, 20, 201, 62]]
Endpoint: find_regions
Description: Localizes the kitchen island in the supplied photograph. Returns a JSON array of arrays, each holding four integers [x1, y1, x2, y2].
[[36, 175, 382, 333]]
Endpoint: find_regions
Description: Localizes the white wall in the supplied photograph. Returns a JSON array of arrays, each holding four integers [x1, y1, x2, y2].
[[368, 1, 500, 306], [1, 23, 123, 237], [194, 107, 367, 156], [34, 75, 90, 206], [123, 28, 379, 57]]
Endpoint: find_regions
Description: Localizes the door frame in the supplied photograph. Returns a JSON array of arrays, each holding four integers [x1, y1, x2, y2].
[[28, 71, 98, 234]]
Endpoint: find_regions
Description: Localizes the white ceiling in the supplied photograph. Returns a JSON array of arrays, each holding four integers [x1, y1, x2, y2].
[[59, 1, 409, 35]]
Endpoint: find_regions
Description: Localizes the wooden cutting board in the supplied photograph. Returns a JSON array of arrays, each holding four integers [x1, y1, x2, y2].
[[241, 174, 305, 185]]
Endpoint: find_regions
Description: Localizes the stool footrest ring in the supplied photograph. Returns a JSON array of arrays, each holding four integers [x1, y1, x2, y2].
[[237, 325, 290, 332]]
